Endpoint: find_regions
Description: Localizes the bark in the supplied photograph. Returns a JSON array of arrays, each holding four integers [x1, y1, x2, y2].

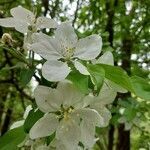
[[106, 1, 132, 149], [1, 107, 13, 135], [116, 38, 132, 150], [108, 125, 115, 150], [105, 1, 118, 149]]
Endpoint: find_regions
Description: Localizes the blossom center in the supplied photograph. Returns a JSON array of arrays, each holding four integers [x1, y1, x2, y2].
[[28, 25, 37, 32], [61, 45, 75, 60], [55, 105, 74, 121]]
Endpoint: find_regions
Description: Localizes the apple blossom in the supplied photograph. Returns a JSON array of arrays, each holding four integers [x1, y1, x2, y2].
[[0, 6, 57, 34], [83, 81, 117, 127], [29, 81, 104, 149], [0, 6, 57, 50], [30, 22, 102, 81]]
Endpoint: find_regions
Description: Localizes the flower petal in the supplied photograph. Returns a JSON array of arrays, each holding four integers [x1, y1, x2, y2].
[[77, 93, 94, 108], [93, 51, 114, 65], [96, 81, 117, 105], [79, 81, 116, 112], [57, 81, 84, 107], [10, 120, 25, 130], [56, 119, 80, 150], [74, 34, 102, 60], [14, 20, 28, 33], [32, 32, 61, 52], [34, 85, 63, 113], [0, 18, 15, 27], [42, 60, 71, 81], [50, 139, 67, 150], [23, 105, 32, 119], [30, 42, 61, 60], [74, 61, 90, 75], [55, 22, 78, 48], [10, 6, 34, 23], [31, 33, 62, 59], [36, 17, 57, 29], [36, 145, 50, 150], [91, 105, 111, 127], [0, 18, 28, 33], [29, 113, 58, 139], [80, 121, 96, 148], [73, 108, 104, 127]]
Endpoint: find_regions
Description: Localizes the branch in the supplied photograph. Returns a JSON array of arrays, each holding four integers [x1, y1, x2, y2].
[[0, 79, 12, 84], [0, 0, 14, 5], [42, 0, 50, 16], [72, 0, 80, 27], [33, 74, 41, 83], [49, 0, 60, 18], [0, 61, 6, 69], [3, 49, 34, 102], [13, 80, 34, 102]]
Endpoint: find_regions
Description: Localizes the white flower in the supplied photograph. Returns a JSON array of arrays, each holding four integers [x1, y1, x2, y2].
[[35, 144, 50, 150], [30, 22, 102, 81], [0, 6, 57, 34], [29, 81, 104, 149], [0, 6, 57, 50], [50, 139, 84, 150], [82, 81, 117, 127], [18, 136, 49, 150], [76, 52, 127, 127]]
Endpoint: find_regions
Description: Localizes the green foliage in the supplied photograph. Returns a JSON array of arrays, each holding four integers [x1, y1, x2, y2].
[[67, 70, 89, 94], [99, 64, 134, 92], [130, 76, 150, 100], [87, 64, 105, 93], [0, 126, 26, 150], [20, 67, 35, 86], [0, 0, 149, 149], [24, 109, 44, 133]]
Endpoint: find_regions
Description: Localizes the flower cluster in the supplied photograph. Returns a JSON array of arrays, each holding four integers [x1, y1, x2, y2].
[[0, 6, 126, 150]]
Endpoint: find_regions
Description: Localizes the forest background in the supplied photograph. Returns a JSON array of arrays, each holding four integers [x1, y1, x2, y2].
[[0, 0, 149, 150]]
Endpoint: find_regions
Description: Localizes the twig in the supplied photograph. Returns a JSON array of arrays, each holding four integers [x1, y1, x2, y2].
[[72, 0, 80, 27], [42, 0, 50, 16]]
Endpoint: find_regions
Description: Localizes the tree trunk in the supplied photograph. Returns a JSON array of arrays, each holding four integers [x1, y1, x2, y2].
[[105, 1, 118, 149], [116, 38, 132, 150]]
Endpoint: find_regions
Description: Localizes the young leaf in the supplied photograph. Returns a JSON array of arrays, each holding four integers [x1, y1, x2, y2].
[[87, 64, 105, 93], [99, 64, 134, 92], [0, 126, 26, 150], [67, 70, 89, 94]]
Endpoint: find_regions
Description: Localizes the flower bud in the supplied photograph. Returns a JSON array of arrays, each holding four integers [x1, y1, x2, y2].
[[1, 33, 13, 46]]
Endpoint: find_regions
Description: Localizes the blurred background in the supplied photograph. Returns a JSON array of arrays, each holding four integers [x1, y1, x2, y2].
[[0, 0, 149, 150]]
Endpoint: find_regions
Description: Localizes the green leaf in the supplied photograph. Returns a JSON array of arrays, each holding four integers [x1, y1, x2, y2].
[[67, 70, 89, 94], [98, 64, 150, 100], [124, 108, 137, 122], [99, 64, 134, 92], [24, 109, 44, 133], [20, 68, 35, 86], [46, 132, 55, 145], [111, 114, 120, 125], [87, 64, 105, 93], [0, 126, 26, 150], [130, 76, 150, 100]]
